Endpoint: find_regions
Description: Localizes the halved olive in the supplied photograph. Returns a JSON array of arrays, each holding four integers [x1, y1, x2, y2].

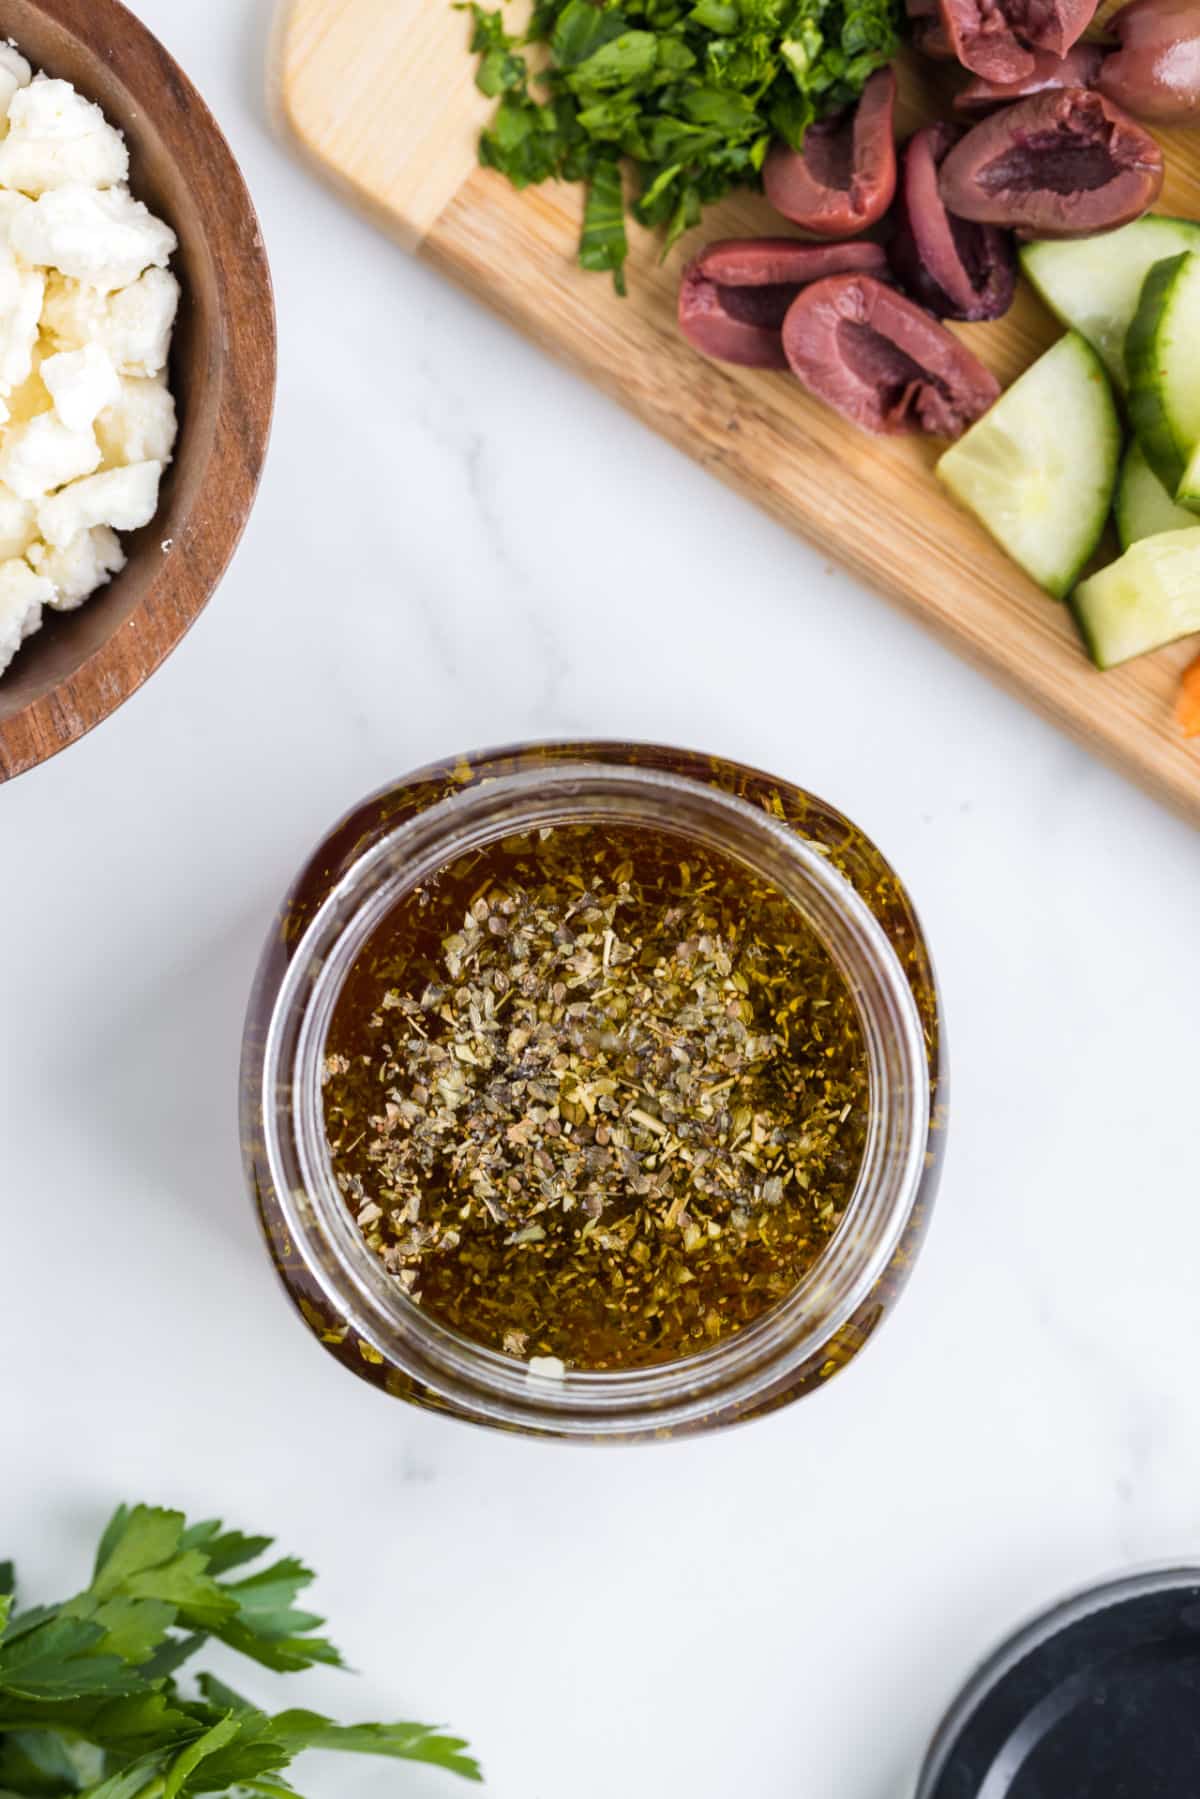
[[678, 238, 891, 368], [955, 42, 1104, 112], [763, 68, 897, 237], [938, 0, 1100, 82], [889, 124, 1017, 320], [938, 88, 1163, 237], [781, 274, 1001, 437]]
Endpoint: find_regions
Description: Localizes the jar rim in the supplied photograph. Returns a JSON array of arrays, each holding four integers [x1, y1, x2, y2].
[[260, 759, 931, 1436]]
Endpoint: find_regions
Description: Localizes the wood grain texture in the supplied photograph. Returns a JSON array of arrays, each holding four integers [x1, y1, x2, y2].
[[272, 0, 495, 249], [276, 1, 1200, 824], [0, 0, 276, 782]]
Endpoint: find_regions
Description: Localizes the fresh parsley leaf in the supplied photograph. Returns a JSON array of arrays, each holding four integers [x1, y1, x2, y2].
[[203, 1625, 340, 1679], [88, 1523, 229, 1641], [0, 1505, 478, 1795], [78, 1754, 167, 1799], [134, 1637, 205, 1688], [270, 1713, 482, 1783], [691, 0, 739, 31], [59, 1602, 177, 1672], [167, 1713, 294, 1795], [175, 1529, 272, 1582], [192, 1679, 253, 1721], [91, 1511, 181, 1596], [0, 1617, 58, 1654], [0, 1730, 103, 1795], [567, 30, 659, 94], [0, 1691, 196, 1752], [579, 159, 629, 294], [550, 0, 632, 69], [207, 1556, 342, 1678], [0, 1621, 141, 1703], [160, 1717, 244, 1799], [480, 94, 567, 188]]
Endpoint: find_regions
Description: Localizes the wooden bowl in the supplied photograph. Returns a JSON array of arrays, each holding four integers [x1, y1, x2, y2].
[[0, 0, 276, 780]]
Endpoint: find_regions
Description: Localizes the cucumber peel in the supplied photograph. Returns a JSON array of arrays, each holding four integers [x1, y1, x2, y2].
[[1021, 218, 1200, 389], [1178, 439, 1200, 516], [1072, 529, 1200, 668], [937, 333, 1121, 601], [1127, 251, 1200, 496]]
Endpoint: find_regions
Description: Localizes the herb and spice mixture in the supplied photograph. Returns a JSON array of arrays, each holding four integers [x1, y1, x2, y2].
[[323, 822, 869, 1370]]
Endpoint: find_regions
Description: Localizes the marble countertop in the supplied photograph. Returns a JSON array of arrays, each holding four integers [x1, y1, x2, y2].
[[4, 3, 1200, 1795]]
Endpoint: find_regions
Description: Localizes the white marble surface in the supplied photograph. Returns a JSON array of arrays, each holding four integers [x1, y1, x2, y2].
[[4, 3, 1200, 1795]]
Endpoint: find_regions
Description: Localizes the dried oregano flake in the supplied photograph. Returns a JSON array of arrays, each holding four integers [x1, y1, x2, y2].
[[323, 823, 867, 1370]]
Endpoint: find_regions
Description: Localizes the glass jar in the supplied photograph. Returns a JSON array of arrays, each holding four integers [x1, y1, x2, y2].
[[241, 741, 945, 1440]]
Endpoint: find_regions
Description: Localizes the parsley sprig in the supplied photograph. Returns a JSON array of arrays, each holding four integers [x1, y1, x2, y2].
[[464, 0, 903, 292], [0, 1505, 479, 1796]]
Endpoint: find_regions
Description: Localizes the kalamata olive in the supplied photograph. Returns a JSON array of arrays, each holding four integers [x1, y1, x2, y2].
[[1097, 0, 1200, 122], [780, 273, 1001, 437], [938, 0, 1101, 82], [677, 238, 891, 368], [763, 68, 897, 237], [938, 88, 1163, 236], [915, 19, 957, 55], [955, 42, 1105, 111], [908, 0, 956, 58], [888, 124, 1017, 320]]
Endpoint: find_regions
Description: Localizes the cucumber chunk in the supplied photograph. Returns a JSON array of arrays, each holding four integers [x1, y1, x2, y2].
[[937, 333, 1120, 600], [1115, 440, 1197, 549], [1073, 530, 1200, 668], [1127, 251, 1200, 495], [1021, 218, 1200, 389], [1177, 438, 1200, 516]]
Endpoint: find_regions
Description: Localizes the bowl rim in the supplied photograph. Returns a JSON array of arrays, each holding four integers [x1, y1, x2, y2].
[[0, 0, 277, 781]]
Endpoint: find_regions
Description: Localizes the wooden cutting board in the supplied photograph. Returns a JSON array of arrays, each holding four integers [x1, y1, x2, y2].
[[272, 0, 1200, 824]]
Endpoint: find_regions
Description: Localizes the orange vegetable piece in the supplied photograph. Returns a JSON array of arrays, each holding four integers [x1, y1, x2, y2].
[[1177, 652, 1200, 738]]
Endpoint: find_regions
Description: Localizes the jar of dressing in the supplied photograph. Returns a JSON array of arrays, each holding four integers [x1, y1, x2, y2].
[[240, 740, 945, 1440]]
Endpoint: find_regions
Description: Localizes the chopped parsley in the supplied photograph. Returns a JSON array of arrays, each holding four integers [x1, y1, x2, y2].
[[463, 0, 903, 292]]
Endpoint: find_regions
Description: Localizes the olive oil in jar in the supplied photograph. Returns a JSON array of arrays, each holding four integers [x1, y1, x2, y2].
[[322, 821, 868, 1371]]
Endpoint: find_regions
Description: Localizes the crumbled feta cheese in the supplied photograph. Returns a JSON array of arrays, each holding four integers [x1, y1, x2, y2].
[[102, 268, 179, 376], [28, 523, 124, 610], [0, 244, 43, 391], [0, 411, 100, 498], [12, 184, 176, 290], [44, 267, 179, 376], [0, 553, 50, 673], [0, 45, 31, 125], [0, 78, 128, 195], [39, 269, 102, 344], [5, 357, 49, 426], [0, 51, 177, 677], [97, 375, 176, 466], [0, 189, 32, 249], [0, 478, 34, 557], [42, 342, 119, 431], [38, 458, 161, 547]]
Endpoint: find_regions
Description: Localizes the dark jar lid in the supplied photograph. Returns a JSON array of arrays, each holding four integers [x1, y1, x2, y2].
[[915, 1567, 1200, 1798]]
